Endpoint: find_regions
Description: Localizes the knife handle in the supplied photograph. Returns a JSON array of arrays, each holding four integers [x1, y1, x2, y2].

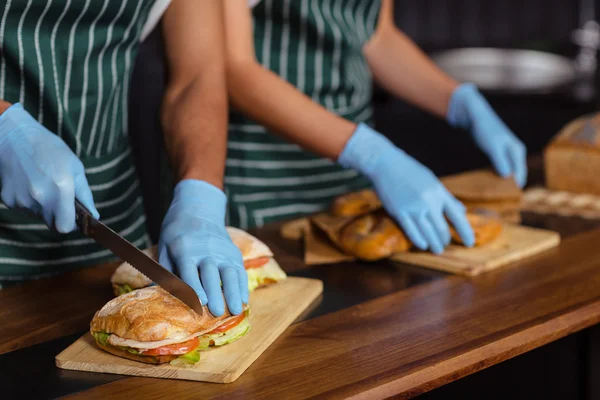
[[74, 199, 92, 236]]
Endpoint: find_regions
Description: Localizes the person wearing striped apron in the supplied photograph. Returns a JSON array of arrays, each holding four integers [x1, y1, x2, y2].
[[223, 0, 527, 254], [0, 0, 247, 317]]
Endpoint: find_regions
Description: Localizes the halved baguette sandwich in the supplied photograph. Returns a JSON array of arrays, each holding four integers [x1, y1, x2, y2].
[[110, 228, 287, 296], [90, 286, 250, 365], [226, 227, 287, 292]]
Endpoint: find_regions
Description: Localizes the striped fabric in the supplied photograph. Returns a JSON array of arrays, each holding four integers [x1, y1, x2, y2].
[[226, 0, 381, 229], [0, 0, 158, 281]]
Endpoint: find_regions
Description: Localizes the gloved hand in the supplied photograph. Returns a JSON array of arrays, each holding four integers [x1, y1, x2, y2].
[[338, 124, 474, 254], [0, 103, 99, 232], [158, 179, 248, 317], [447, 83, 527, 188]]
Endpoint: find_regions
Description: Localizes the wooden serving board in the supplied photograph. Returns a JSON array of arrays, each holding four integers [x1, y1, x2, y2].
[[391, 224, 560, 276], [55, 277, 323, 383]]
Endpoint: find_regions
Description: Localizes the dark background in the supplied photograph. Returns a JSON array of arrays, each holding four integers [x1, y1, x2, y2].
[[127, 1, 599, 398]]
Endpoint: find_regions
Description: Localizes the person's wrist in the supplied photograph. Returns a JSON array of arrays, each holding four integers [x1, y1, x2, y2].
[[338, 123, 398, 178], [446, 82, 481, 129], [0, 100, 12, 115], [0, 103, 34, 149], [178, 169, 224, 190], [172, 179, 228, 223]]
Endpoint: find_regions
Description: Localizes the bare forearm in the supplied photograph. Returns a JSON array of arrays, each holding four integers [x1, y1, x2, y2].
[[0, 100, 11, 114], [364, 26, 458, 118], [228, 61, 356, 159], [162, 74, 227, 188], [161, 0, 228, 189]]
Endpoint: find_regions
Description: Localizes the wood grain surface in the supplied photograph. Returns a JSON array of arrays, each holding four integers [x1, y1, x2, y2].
[[55, 277, 323, 383], [61, 227, 600, 400], [0, 261, 120, 355], [390, 223, 560, 276], [2, 158, 600, 399]]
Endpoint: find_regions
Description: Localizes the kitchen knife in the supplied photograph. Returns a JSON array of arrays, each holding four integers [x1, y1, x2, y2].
[[74, 200, 203, 315]]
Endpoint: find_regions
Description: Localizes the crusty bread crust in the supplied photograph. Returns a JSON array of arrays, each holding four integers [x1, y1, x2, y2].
[[226, 227, 273, 260], [441, 170, 522, 202], [110, 262, 152, 288], [90, 286, 246, 343], [450, 213, 503, 246], [331, 189, 382, 217], [111, 283, 122, 297], [94, 340, 178, 364], [339, 212, 411, 261]]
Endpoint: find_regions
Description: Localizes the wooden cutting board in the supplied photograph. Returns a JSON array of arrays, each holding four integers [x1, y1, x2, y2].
[[390, 224, 560, 276], [55, 277, 323, 383]]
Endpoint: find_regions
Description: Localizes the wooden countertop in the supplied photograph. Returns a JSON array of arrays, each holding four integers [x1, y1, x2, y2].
[[2, 209, 600, 399]]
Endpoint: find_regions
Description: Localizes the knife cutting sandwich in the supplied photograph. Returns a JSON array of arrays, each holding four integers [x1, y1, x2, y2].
[[111, 227, 287, 296], [91, 286, 251, 365], [74, 200, 204, 315]]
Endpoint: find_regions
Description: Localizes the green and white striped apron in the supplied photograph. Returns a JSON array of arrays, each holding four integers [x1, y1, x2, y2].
[[0, 0, 163, 282], [226, 0, 381, 229]]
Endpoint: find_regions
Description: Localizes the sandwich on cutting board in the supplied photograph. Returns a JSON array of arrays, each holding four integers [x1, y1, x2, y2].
[[111, 228, 287, 296], [90, 286, 251, 365]]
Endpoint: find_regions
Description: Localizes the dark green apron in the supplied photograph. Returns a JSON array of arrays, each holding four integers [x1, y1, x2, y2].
[[226, 0, 381, 229], [0, 0, 156, 282]]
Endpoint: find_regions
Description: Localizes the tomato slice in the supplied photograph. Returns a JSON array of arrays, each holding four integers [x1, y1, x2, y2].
[[142, 336, 200, 356], [244, 256, 270, 269], [207, 313, 245, 334]]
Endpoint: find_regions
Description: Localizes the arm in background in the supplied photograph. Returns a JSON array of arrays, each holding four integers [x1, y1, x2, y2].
[[364, 0, 527, 187], [223, 0, 474, 254]]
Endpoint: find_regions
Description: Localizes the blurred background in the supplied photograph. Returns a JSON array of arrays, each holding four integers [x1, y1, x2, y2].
[[129, 0, 600, 242], [377, 0, 599, 175]]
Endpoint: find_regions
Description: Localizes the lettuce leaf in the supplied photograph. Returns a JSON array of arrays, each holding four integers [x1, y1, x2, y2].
[[92, 331, 110, 346], [246, 260, 286, 292], [117, 284, 134, 295], [169, 339, 208, 367], [122, 347, 140, 354], [204, 316, 251, 347]]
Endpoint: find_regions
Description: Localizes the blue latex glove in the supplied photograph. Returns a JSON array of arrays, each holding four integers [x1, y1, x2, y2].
[[0, 103, 99, 232], [158, 180, 248, 317], [338, 124, 474, 254], [447, 83, 527, 188]]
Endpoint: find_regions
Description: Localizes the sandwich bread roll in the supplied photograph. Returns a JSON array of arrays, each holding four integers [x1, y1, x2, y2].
[[111, 229, 287, 295], [91, 287, 250, 365], [226, 227, 287, 291]]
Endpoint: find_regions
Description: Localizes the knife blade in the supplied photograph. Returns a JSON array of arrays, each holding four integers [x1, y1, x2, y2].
[[74, 200, 203, 315]]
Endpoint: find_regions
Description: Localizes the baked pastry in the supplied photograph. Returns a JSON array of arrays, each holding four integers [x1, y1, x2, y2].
[[338, 212, 410, 261], [331, 189, 382, 217], [449, 213, 503, 246]]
